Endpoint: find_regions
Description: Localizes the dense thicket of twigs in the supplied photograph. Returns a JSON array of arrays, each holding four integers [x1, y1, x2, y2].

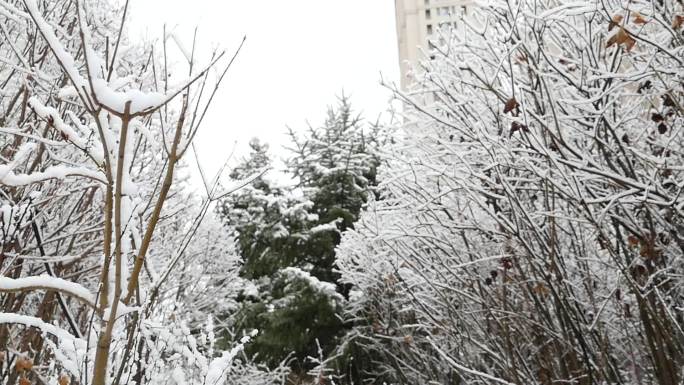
[[0, 1, 286, 384], [335, 1, 684, 384]]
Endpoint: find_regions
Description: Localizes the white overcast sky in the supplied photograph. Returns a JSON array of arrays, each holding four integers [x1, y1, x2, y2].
[[128, 1, 400, 184]]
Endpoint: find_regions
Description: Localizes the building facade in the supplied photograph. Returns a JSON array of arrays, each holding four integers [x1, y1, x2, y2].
[[394, 0, 471, 89]]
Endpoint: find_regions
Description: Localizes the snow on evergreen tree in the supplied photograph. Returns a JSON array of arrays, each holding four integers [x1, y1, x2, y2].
[[217, 138, 315, 279], [287, 96, 383, 282], [216, 97, 385, 378]]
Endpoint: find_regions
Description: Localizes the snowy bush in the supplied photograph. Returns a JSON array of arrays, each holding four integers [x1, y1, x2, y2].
[[0, 1, 284, 384], [336, 1, 684, 384]]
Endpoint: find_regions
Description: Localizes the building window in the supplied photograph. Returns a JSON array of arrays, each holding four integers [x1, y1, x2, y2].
[[425, 9, 431, 19], [427, 24, 433, 34]]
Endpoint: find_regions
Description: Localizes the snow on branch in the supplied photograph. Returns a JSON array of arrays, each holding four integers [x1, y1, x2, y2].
[[0, 312, 87, 375], [204, 331, 257, 385], [0, 275, 137, 318], [309, 218, 342, 234], [28, 96, 105, 164], [0, 142, 105, 186], [24, 0, 226, 117], [23, 0, 89, 100]]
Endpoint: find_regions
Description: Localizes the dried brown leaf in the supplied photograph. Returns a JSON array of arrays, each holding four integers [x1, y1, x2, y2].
[[533, 283, 550, 297], [607, 27, 636, 51], [624, 36, 636, 51], [15, 358, 33, 373], [504, 98, 519, 114], [609, 14, 624, 31], [633, 12, 648, 25], [627, 235, 639, 248], [673, 15, 684, 30]]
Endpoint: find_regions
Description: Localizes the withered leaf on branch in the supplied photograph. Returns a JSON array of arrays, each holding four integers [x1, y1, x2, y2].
[[624, 38, 636, 51], [627, 235, 640, 248], [651, 112, 664, 122], [504, 97, 519, 114], [15, 357, 33, 372], [663, 94, 676, 107], [533, 283, 550, 297], [606, 27, 636, 51], [515, 52, 528, 64], [639, 240, 661, 259], [633, 12, 648, 25], [658, 123, 668, 134], [637, 80, 652, 93], [509, 121, 529, 137], [673, 15, 684, 30], [608, 14, 624, 31]]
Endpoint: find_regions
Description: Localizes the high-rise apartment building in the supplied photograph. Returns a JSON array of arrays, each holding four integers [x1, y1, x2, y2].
[[394, 0, 471, 89]]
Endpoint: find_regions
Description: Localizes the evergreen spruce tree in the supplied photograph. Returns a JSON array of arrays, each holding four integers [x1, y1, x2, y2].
[[216, 97, 384, 378], [286, 96, 382, 283]]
